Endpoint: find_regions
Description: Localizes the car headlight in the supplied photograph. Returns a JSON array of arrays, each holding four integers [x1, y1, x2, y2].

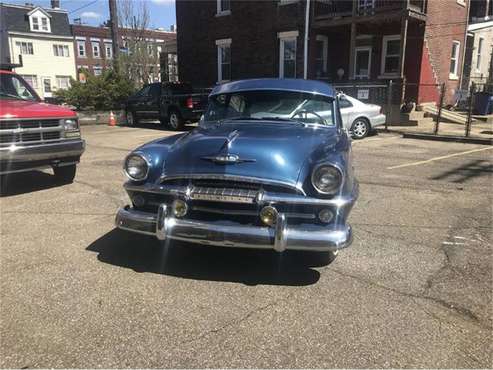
[[124, 154, 149, 181], [311, 164, 343, 194], [63, 118, 79, 131]]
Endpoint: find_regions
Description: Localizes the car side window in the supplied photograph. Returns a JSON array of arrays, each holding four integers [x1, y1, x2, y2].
[[149, 84, 161, 98], [137, 85, 151, 97], [339, 97, 353, 109]]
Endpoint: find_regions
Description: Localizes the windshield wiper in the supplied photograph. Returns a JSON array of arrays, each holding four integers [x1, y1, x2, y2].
[[259, 117, 306, 126], [0, 92, 32, 101]]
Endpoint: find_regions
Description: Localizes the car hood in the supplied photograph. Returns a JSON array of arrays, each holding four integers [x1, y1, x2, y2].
[[0, 99, 76, 119], [157, 121, 340, 188]]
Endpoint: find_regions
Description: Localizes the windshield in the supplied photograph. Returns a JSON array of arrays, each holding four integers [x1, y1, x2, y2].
[[0, 73, 39, 101], [204, 90, 335, 126]]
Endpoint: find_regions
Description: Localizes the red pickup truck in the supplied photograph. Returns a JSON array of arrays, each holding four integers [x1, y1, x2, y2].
[[0, 69, 85, 186]]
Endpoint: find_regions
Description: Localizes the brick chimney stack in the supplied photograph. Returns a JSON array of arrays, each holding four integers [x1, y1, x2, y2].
[[51, 0, 60, 9]]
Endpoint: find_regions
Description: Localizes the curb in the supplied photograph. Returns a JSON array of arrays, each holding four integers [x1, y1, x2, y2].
[[402, 132, 493, 145]]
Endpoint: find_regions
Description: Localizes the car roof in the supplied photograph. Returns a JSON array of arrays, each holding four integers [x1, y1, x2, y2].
[[210, 78, 336, 98]]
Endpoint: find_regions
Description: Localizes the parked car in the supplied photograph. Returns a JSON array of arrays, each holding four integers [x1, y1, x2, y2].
[[115, 79, 358, 261], [339, 94, 386, 139], [125, 82, 208, 130], [0, 69, 85, 185]]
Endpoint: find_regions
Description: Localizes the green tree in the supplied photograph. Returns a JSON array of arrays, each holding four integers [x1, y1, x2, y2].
[[54, 69, 135, 110]]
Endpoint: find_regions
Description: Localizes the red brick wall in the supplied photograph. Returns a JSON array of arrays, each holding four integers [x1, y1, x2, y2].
[[422, 0, 469, 104], [176, 0, 304, 87]]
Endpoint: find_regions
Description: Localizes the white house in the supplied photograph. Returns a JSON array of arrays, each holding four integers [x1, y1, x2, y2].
[[1, 2, 76, 99]]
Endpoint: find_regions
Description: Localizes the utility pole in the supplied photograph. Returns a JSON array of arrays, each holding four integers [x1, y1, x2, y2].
[[109, 0, 120, 71]]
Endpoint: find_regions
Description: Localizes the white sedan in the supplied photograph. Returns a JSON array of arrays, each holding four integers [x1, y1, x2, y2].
[[339, 94, 386, 139]]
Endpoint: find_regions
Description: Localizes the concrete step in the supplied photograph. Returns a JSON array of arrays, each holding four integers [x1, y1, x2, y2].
[[422, 105, 474, 125]]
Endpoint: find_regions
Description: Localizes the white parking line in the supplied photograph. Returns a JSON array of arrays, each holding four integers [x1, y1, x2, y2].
[[387, 146, 493, 170]]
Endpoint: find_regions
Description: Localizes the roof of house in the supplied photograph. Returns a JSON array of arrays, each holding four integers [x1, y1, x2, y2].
[[210, 78, 336, 98], [0, 3, 71, 37]]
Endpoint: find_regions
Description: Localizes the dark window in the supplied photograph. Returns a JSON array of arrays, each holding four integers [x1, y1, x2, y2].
[[339, 97, 353, 108], [149, 84, 161, 97]]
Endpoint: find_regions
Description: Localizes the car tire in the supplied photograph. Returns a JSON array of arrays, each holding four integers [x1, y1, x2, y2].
[[351, 118, 370, 139], [126, 111, 138, 126], [53, 164, 76, 184], [168, 110, 184, 131]]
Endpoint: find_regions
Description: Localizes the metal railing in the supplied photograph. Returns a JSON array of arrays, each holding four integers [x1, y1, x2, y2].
[[314, 0, 426, 19]]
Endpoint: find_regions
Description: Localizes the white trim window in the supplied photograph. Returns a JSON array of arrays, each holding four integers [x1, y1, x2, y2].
[[56, 76, 71, 89], [16, 41, 34, 55], [77, 40, 86, 57], [216, 0, 231, 15], [354, 46, 372, 79], [105, 43, 113, 59], [93, 66, 103, 76], [216, 38, 232, 82], [21, 75, 38, 89], [315, 35, 328, 78], [381, 35, 400, 76], [53, 44, 69, 57], [476, 37, 484, 71], [92, 42, 101, 58], [278, 31, 298, 78], [450, 40, 460, 79], [30, 16, 51, 33]]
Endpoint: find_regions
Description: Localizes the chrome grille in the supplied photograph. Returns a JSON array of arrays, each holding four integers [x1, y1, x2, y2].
[[190, 186, 258, 204], [0, 119, 62, 146]]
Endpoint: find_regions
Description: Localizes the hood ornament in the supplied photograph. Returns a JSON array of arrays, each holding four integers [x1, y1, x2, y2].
[[201, 154, 256, 165]]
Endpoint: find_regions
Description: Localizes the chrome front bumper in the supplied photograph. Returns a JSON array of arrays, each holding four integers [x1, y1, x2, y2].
[[115, 204, 353, 252], [0, 139, 85, 175], [0, 139, 85, 162]]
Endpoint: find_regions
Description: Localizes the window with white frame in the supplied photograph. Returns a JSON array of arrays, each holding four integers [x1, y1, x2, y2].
[[56, 76, 71, 89], [216, 39, 232, 82], [381, 35, 400, 76], [354, 46, 372, 79], [315, 35, 328, 78], [53, 44, 69, 57], [21, 75, 38, 89], [93, 66, 102, 76], [476, 37, 483, 71], [16, 42, 34, 55], [77, 40, 86, 57], [278, 31, 298, 78], [105, 43, 112, 59], [217, 0, 231, 15], [92, 42, 101, 58], [450, 41, 460, 78], [29, 10, 51, 33], [148, 44, 154, 57]]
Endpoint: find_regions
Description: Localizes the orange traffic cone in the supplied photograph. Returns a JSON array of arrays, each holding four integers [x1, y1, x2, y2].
[[109, 111, 117, 126]]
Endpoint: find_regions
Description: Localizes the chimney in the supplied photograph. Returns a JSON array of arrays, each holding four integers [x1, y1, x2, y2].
[[51, 0, 60, 9], [170, 24, 176, 32]]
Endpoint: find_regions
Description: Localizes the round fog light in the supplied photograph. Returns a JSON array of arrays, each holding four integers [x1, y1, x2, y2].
[[318, 208, 333, 224], [260, 206, 278, 226], [132, 195, 146, 208], [172, 199, 188, 218]]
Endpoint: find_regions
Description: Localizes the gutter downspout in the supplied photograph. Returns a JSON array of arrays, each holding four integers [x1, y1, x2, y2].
[[459, 0, 471, 90], [303, 0, 310, 79]]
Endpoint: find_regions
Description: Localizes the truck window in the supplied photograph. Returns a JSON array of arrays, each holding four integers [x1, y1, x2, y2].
[[149, 84, 161, 97], [169, 83, 192, 95]]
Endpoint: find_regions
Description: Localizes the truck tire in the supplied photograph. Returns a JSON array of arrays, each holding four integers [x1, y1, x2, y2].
[[53, 164, 77, 184], [168, 110, 184, 131]]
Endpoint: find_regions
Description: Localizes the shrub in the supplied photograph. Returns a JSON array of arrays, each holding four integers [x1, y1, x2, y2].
[[54, 69, 135, 111]]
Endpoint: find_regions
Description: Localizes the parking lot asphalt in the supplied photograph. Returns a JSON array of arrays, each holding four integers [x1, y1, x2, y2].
[[1, 123, 492, 368]]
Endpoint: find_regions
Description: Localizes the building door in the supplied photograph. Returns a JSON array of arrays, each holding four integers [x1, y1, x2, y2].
[[42, 77, 53, 98]]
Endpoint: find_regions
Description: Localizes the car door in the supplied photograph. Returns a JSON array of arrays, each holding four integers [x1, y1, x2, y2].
[[145, 83, 161, 119], [130, 85, 150, 117], [338, 96, 354, 129]]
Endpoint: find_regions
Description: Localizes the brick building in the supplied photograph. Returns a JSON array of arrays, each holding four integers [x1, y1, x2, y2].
[[176, 0, 469, 108], [72, 24, 176, 82]]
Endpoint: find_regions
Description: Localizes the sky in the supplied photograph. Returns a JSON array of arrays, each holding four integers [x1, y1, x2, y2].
[[7, 0, 176, 31]]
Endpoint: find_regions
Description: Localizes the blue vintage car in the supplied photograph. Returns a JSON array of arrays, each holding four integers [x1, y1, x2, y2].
[[115, 78, 358, 260]]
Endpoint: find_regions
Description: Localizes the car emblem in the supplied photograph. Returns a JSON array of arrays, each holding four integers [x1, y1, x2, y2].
[[201, 154, 256, 164]]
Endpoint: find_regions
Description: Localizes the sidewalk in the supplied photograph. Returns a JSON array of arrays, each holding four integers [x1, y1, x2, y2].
[[381, 119, 493, 144]]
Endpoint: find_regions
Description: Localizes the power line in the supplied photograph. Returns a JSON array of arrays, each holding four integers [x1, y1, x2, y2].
[[68, 0, 99, 14]]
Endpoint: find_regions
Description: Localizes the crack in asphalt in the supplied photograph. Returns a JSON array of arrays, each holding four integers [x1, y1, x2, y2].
[[328, 268, 488, 329], [179, 292, 295, 345]]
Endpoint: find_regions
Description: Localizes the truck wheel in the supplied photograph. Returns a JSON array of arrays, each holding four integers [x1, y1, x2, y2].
[[168, 110, 184, 131], [126, 111, 138, 126], [53, 164, 76, 184]]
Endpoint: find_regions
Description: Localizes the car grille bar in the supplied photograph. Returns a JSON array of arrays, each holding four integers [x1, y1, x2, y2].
[[0, 119, 62, 146], [189, 186, 258, 204]]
